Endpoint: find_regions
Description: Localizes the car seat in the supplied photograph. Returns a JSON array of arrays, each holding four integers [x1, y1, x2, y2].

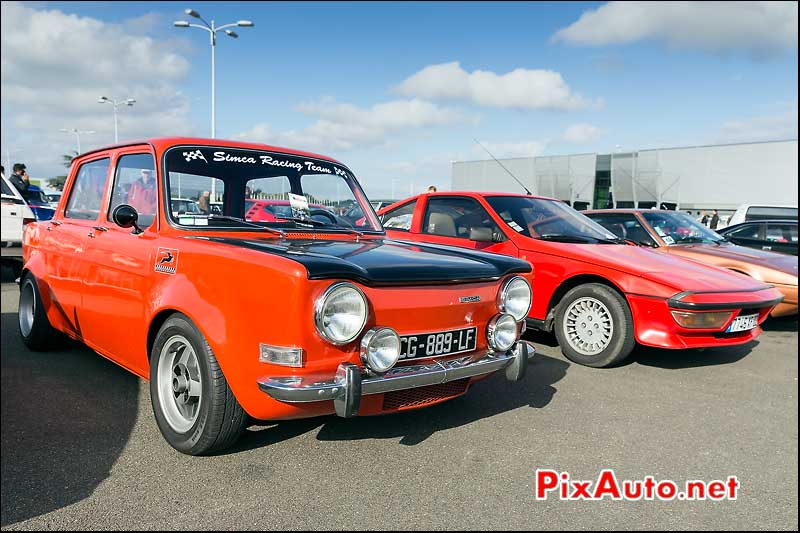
[[427, 212, 457, 236]]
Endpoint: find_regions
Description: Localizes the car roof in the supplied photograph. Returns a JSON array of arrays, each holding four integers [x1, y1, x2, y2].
[[735, 204, 798, 209], [721, 219, 798, 228], [72, 137, 343, 166], [583, 208, 650, 214]]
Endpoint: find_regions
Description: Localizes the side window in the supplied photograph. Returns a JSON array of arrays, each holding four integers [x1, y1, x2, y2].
[[1, 178, 13, 196], [766, 223, 797, 243], [729, 224, 761, 240], [65, 158, 110, 220], [380, 200, 417, 232], [109, 153, 157, 228], [589, 213, 656, 246], [422, 197, 504, 240]]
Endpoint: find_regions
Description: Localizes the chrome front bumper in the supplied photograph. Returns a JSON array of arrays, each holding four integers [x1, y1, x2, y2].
[[257, 341, 535, 418]]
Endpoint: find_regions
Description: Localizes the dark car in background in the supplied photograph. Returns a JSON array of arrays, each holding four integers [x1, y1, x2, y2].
[[14, 184, 55, 221], [718, 220, 798, 256]]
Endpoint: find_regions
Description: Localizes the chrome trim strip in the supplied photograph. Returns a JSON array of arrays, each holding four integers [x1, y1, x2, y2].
[[257, 350, 519, 404]]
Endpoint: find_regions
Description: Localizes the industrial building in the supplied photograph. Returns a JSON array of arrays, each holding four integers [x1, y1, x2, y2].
[[451, 139, 798, 212]]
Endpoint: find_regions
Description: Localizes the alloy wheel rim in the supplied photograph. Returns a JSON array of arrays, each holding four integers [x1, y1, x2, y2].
[[157, 335, 203, 433], [563, 297, 614, 356], [19, 280, 35, 338]]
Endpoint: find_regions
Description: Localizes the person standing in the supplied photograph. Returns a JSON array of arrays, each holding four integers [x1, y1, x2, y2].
[[427, 185, 437, 193], [198, 190, 211, 213], [710, 209, 720, 230], [9, 163, 30, 198], [127, 168, 157, 215]]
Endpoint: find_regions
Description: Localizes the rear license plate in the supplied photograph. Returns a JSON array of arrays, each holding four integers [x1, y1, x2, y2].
[[726, 313, 759, 333], [399, 327, 477, 361]]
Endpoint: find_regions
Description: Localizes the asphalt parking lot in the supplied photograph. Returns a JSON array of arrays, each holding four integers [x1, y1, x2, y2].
[[1, 274, 797, 530]]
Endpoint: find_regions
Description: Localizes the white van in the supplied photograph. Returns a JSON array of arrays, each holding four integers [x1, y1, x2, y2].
[[1, 173, 36, 246], [728, 204, 798, 226]]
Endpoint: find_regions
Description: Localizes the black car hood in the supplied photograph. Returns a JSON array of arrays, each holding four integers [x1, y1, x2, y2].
[[199, 236, 531, 285]]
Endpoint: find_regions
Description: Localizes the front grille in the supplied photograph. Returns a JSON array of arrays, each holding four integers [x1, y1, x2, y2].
[[382, 379, 470, 411]]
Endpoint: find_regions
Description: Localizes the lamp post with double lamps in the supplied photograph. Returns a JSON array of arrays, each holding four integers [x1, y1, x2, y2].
[[97, 96, 136, 143], [174, 9, 254, 140], [60, 128, 95, 154]]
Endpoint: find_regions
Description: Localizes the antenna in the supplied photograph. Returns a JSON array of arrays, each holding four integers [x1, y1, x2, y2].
[[473, 138, 532, 195]]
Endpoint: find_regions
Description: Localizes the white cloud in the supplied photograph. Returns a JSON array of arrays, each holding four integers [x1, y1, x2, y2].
[[0, 2, 195, 178], [235, 98, 463, 152], [397, 61, 601, 111], [716, 101, 798, 143], [562, 123, 603, 143], [553, 1, 798, 59]]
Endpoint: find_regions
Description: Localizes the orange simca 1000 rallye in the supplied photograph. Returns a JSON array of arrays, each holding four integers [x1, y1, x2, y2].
[[19, 138, 535, 455]]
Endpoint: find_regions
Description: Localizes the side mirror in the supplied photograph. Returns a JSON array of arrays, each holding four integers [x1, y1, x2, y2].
[[469, 226, 493, 242], [112, 204, 143, 234]]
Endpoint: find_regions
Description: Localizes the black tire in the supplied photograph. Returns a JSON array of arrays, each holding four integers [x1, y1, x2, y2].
[[150, 314, 248, 455], [553, 283, 635, 368], [18, 272, 66, 351]]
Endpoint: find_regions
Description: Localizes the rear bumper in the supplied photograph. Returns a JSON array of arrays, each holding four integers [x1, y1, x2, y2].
[[257, 341, 535, 418], [628, 287, 783, 349]]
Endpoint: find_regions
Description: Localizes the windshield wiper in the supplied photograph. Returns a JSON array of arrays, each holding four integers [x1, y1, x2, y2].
[[276, 216, 365, 238], [595, 237, 627, 245], [675, 236, 712, 244], [275, 216, 328, 228], [207, 215, 285, 236], [537, 234, 597, 243]]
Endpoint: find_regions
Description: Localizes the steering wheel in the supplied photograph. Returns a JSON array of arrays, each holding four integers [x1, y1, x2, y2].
[[309, 208, 339, 225]]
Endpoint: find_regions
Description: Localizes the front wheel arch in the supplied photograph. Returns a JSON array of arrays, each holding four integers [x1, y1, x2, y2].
[[545, 274, 629, 331]]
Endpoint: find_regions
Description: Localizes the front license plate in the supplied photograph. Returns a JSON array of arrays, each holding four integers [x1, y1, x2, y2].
[[726, 313, 759, 333], [399, 327, 477, 361]]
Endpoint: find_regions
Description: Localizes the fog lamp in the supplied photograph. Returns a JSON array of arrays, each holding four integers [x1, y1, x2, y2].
[[360, 327, 401, 373], [487, 313, 518, 352]]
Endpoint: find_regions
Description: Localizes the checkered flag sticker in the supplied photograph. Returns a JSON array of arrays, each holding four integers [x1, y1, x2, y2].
[[183, 149, 207, 163]]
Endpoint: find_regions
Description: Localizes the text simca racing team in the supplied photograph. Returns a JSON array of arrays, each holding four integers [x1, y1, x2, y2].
[[17, 138, 795, 454]]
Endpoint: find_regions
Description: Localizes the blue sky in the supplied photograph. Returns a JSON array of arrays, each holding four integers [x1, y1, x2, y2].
[[2, 1, 797, 196]]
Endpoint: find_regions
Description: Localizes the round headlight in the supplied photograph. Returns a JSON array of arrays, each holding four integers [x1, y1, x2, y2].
[[498, 276, 532, 322], [360, 327, 401, 373], [314, 283, 368, 345], [487, 313, 518, 352]]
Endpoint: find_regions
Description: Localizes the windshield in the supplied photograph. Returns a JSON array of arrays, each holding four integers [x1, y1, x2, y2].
[[641, 211, 725, 245], [485, 196, 621, 243], [164, 146, 382, 232]]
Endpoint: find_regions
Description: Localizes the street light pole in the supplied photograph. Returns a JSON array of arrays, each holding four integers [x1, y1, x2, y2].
[[97, 96, 136, 143], [5, 147, 21, 173], [174, 9, 254, 140], [211, 20, 216, 138], [60, 128, 95, 153], [174, 10, 253, 201]]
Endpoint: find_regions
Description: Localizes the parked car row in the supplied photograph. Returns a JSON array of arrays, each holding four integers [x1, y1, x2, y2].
[[17, 137, 797, 455]]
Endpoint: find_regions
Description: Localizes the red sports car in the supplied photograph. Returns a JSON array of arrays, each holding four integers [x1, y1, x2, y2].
[[377, 192, 784, 367], [244, 199, 338, 224]]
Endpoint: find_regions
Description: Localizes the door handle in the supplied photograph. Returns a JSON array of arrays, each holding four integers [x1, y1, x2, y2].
[[92, 226, 109, 232], [50, 220, 62, 226]]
